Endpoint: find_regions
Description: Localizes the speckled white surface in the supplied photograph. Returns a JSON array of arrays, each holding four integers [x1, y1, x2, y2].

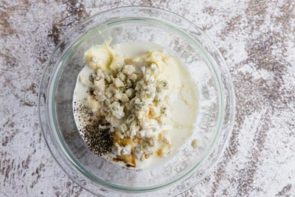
[[1, 0, 295, 196]]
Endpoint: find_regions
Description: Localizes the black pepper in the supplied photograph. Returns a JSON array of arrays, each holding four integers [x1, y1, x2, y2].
[[83, 118, 113, 156]]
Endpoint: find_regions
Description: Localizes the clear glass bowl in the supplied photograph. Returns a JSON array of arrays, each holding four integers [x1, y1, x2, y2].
[[39, 6, 235, 196]]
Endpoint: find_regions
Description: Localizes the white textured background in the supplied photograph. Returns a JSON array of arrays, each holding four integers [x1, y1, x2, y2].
[[1, 0, 295, 196]]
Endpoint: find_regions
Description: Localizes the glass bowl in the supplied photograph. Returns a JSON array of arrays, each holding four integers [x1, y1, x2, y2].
[[39, 6, 235, 196]]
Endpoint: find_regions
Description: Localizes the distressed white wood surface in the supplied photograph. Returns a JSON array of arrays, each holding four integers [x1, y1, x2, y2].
[[1, 0, 295, 196]]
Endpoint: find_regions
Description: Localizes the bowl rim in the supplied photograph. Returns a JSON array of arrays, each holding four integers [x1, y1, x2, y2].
[[39, 5, 236, 196]]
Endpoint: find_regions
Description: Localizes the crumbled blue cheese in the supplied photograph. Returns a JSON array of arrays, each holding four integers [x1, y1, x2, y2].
[[110, 101, 125, 119], [123, 64, 136, 75], [82, 44, 171, 166]]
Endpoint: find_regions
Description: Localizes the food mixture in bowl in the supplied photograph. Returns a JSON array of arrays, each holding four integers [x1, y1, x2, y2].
[[73, 42, 198, 168]]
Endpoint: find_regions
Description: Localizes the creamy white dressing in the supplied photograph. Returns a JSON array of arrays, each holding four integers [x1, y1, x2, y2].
[[73, 42, 197, 169]]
